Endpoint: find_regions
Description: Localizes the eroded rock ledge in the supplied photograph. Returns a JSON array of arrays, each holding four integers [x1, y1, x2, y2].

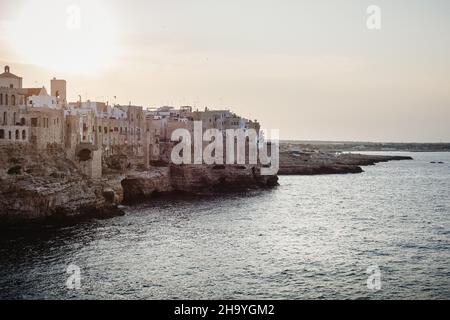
[[278, 151, 413, 175], [119, 165, 278, 203]]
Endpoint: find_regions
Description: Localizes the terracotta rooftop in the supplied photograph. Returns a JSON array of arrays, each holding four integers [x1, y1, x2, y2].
[[23, 87, 47, 98]]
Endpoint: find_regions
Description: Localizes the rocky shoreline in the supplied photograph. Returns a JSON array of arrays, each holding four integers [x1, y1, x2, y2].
[[0, 145, 278, 223], [119, 164, 278, 203], [0, 143, 415, 224], [279, 150, 413, 175]]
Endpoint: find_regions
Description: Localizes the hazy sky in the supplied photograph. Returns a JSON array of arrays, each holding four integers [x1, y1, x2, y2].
[[1, 0, 449, 142]]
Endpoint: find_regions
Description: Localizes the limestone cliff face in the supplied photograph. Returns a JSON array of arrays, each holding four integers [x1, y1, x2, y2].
[[120, 168, 173, 203], [119, 165, 278, 203], [0, 144, 278, 222], [169, 165, 279, 193], [0, 176, 106, 220], [0, 145, 121, 222]]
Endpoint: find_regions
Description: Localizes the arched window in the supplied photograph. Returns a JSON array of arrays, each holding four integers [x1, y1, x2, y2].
[[0, 129, 4, 139], [22, 130, 26, 140], [13, 112, 16, 125], [3, 112, 7, 125], [15, 130, 19, 140], [5, 94, 8, 105], [11, 95, 15, 106], [0, 93, 3, 105], [8, 131, 11, 139]]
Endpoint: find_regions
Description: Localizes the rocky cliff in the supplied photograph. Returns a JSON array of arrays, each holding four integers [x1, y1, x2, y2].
[[0, 145, 122, 222], [170, 164, 278, 193], [0, 145, 279, 223], [119, 165, 278, 203], [120, 168, 173, 203]]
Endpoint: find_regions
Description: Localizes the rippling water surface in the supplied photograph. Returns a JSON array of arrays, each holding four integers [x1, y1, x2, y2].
[[0, 152, 449, 299]]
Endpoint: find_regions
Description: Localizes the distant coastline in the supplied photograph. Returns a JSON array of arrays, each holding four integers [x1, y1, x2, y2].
[[281, 141, 450, 153], [279, 142, 414, 176]]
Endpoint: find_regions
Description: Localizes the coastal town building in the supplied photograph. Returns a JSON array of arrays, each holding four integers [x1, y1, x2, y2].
[[0, 65, 261, 178]]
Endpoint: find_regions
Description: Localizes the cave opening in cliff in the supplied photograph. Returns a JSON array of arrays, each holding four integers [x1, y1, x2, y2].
[[77, 149, 92, 162]]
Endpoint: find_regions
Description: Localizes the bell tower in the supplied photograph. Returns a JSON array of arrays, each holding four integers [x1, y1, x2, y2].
[[0, 65, 22, 88]]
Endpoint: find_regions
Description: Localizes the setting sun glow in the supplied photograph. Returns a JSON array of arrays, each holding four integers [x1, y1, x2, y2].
[[5, 0, 120, 74]]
